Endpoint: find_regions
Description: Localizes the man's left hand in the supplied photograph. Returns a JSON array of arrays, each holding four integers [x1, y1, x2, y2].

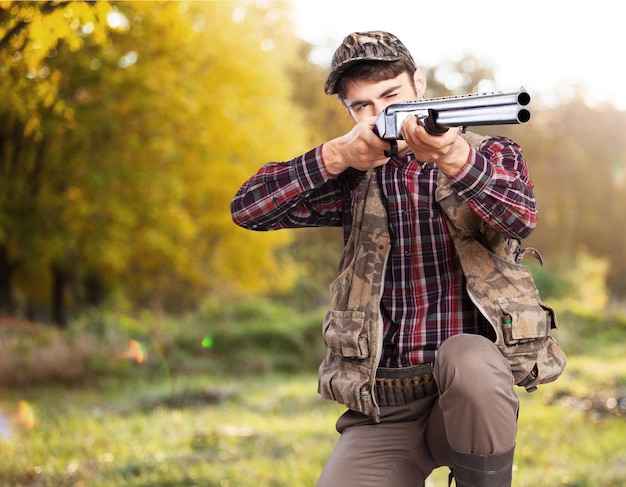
[[400, 115, 470, 177]]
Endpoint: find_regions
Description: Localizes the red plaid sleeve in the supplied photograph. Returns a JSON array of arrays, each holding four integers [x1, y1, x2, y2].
[[231, 145, 344, 231], [448, 136, 537, 239]]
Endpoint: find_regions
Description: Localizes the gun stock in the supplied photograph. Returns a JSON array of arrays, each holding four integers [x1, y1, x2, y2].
[[374, 88, 531, 140]]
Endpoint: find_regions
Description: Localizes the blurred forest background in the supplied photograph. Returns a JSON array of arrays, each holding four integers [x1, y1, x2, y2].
[[1, 2, 626, 486], [2, 0, 625, 328]]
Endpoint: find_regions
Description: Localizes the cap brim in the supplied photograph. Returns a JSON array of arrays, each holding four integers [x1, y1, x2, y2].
[[324, 55, 405, 95]]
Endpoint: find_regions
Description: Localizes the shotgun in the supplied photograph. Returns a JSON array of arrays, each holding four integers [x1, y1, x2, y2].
[[374, 87, 531, 141]]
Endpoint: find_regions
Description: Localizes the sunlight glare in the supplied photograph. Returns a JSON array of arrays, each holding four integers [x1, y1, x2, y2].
[[107, 9, 130, 32]]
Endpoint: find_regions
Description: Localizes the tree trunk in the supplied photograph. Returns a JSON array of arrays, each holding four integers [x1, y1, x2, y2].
[[0, 245, 19, 314], [51, 264, 68, 328]]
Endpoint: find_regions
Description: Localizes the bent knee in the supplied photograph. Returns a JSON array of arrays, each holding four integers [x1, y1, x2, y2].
[[435, 334, 512, 392]]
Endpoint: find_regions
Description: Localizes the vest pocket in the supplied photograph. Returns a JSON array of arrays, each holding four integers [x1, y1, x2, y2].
[[323, 309, 369, 359], [497, 292, 550, 345]]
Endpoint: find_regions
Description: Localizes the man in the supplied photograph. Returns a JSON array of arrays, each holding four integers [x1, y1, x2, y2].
[[231, 31, 536, 487]]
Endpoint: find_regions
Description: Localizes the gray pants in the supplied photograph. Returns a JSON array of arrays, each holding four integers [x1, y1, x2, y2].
[[316, 334, 519, 487]]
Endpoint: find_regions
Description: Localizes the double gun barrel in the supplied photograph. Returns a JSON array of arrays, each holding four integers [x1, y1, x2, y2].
[[374, 88, 531, 140]]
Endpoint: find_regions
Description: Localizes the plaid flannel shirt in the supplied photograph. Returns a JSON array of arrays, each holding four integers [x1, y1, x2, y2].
[[231, 136, 537, 366]]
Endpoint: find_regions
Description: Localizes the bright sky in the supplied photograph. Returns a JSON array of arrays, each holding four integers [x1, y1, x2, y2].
[[289, 0, 625, 109]]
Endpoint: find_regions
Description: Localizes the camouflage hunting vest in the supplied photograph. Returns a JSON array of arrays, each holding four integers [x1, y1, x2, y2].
[[318, 132, 566, 421], [317, 167, 390, 422]]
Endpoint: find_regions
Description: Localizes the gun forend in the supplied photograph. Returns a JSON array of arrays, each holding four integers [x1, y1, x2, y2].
[[374, 88, 531, 140]]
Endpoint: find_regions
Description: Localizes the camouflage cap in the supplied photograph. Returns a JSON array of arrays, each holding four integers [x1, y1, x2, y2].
[[324, 31, 417, 95]]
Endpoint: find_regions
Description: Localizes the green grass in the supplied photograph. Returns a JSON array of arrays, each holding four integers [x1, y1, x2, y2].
[[1, 350, 626, 487], [0, 371, 342, 487], [1, 302, 625, 486]]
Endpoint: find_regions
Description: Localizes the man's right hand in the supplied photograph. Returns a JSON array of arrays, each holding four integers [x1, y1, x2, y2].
[[322, 117, 392, 176]]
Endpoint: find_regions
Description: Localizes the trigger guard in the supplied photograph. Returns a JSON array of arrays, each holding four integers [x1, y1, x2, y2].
[[384, 140, 398, 158]]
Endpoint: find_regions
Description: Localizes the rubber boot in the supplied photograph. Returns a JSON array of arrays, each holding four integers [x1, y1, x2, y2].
[[449, 446, 515, 487]]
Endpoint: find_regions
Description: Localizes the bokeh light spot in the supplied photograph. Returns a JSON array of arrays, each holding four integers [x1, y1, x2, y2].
[[123, 339, 148, 364], [17, 400, 36, 430]]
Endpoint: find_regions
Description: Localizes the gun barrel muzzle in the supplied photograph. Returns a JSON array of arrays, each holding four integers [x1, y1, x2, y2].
[[374, 88, 532, 140]]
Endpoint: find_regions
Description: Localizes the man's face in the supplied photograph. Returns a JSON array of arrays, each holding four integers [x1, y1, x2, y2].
[[342, 69, 425, 122]]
